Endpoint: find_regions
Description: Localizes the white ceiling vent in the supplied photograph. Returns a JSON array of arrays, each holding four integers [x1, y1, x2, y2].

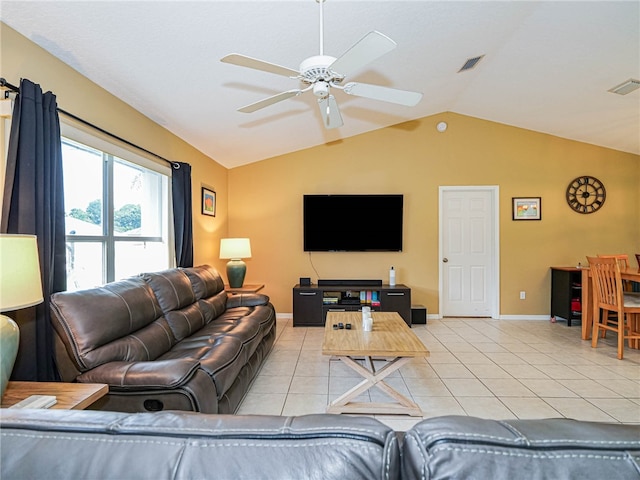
[[458, 55, 485, 72], [608, 79, 640, 95]]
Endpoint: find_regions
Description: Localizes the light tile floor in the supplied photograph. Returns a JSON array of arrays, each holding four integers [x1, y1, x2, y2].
[[237, 317, 640, 431]]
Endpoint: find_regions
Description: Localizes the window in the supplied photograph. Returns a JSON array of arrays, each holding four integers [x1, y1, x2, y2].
[[61, 132, 173, 291]]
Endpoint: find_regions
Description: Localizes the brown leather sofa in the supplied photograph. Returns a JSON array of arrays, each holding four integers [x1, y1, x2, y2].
[[49, 265, 276, 414]]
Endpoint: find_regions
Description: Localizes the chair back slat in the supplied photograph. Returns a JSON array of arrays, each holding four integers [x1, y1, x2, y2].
[[587, 256, 624, 311], [598, 254, 629, 269]]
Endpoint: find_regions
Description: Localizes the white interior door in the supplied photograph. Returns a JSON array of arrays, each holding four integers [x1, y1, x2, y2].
[[439, 187, 499, 318]]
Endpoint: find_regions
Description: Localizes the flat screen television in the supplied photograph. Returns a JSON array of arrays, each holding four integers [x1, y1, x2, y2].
[[303, 194, 403, 252]]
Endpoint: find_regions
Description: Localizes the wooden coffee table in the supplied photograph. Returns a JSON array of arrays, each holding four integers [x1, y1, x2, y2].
[[322, 311, 429, 416]]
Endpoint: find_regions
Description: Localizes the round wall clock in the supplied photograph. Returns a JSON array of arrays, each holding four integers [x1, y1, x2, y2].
[[566, 176, 606, 214]]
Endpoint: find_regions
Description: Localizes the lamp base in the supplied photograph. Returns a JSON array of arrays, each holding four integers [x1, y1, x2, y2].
[[0, 314, 19, 398], [226, 259, 247, 288]]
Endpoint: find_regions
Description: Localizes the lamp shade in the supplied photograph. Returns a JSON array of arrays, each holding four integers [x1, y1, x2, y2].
[[219, 238, 252, 260], [0, 235, 43, 311]]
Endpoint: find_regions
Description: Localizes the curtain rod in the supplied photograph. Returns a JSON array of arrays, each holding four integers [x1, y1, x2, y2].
[[1, 77, 180, 170]]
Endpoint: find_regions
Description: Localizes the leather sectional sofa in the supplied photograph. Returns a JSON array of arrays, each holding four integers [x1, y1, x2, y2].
[[1, 409, 639, 479], [49, 265, 276, 414]]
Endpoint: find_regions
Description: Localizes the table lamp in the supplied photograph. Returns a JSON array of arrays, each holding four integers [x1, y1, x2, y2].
[[0, 234, 44, 397], [220, 238, 252, 288]]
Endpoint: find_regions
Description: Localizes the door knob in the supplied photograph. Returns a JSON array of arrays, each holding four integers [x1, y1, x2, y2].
[[443, 258, 449, 263]]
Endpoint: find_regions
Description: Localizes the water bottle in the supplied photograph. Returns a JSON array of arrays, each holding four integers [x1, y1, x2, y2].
[[389, 266, 396, 286]]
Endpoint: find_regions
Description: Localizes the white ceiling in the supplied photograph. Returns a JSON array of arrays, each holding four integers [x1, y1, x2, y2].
[[2, 1, 639, 168]]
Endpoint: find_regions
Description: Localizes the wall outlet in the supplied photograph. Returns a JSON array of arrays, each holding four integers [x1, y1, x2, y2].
[[519, 291, 526, 300]]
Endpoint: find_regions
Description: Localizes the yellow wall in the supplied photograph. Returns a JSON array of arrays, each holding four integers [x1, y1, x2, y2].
[[1, 23, 228, 267], [4, 23, 638, 318], [229, 113, 640, 316]]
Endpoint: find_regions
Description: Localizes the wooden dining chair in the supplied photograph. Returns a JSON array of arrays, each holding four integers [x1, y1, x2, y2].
[[598, 254, 631, 291], [587, 256, 640, 359]]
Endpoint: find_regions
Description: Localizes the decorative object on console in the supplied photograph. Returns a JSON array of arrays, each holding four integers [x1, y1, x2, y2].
[[220, 238, 252, 288], [0, 235, 44, 397]]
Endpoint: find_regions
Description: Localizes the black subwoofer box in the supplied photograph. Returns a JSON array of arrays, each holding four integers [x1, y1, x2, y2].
[[411, 305, 427, 325]]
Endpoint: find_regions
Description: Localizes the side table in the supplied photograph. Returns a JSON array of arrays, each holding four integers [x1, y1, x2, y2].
[[1, 381, 108, 410], [224, 284, 264, 295]]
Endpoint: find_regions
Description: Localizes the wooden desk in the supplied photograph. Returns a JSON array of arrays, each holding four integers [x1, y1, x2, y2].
[[322, 311, 429, 416], [1, 382, 108, 410], [224, 284, 264, 294], [581, 266, 640, 340]]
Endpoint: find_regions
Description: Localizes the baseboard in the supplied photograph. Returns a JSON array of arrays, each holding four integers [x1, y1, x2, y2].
[[498, 315, 550, 321], [426, 314, 549, 321], [280, 312, 549, 321]]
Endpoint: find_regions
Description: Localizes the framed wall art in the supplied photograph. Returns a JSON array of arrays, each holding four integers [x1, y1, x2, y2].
[[202, 187, 216, 217], [512, 197, 541, 221]]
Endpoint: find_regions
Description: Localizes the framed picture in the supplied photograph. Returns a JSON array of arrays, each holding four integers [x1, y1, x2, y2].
[[202, 187, 216, 217], [512, 197, 541, 221]]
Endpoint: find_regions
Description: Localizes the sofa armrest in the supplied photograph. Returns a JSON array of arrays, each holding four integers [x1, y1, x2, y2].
[[76, 359, 200, 389], [226, 293, 270, 308]]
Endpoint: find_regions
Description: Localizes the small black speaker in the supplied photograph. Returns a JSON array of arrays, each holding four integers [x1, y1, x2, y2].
[[300, 277, 311, 286], [411, 305, 427, 325]]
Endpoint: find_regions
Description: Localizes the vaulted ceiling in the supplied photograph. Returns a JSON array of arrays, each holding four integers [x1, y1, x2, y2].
[[2, 1, 638, 168]]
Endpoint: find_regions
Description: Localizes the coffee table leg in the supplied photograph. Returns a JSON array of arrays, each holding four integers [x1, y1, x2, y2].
[[328, 356, 423, 416]]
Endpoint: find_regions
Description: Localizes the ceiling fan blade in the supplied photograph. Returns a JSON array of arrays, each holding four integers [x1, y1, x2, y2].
[[221, 54, 299, 78], [238, 90, 302, 113], [343, 82, 423, 107], [318, 95, 343, 129], [329, 31, 397, 77]]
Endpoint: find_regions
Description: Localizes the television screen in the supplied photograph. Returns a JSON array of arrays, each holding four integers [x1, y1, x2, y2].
[[303, 194, 403, 252]]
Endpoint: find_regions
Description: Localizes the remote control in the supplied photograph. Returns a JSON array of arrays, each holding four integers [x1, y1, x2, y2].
[[9, 395, 57, 409]]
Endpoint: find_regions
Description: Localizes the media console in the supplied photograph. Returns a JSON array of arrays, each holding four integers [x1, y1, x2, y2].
[[293, 281, 411, 327]]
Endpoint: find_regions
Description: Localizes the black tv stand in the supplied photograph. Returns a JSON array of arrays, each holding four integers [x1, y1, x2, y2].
[[293, 282, 411, 327]]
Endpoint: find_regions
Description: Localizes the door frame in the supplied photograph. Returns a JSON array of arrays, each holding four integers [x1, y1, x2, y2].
[[438, 186, 500, 319]]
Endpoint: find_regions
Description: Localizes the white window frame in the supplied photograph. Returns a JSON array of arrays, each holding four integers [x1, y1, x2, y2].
[[61, 121, 175, 286]]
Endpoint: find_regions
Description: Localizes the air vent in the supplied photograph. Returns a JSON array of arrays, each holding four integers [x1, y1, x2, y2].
[[608, 79, 640, 95], [458, 55, 485, 72]]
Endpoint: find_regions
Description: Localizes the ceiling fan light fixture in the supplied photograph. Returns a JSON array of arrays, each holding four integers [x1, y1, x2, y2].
[[608, 79, 640, 95], [313, 81, 330, 98], [458, 55, 485, 72]]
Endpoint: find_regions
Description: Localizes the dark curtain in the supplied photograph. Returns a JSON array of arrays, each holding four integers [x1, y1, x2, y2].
[[171, 162, 193, 267], [1, 78, 66, 381]]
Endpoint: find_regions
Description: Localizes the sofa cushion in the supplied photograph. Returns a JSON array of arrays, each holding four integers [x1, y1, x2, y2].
[[402, 416, 640, 480], [77, 358, 201, 389], [163, 303, 208, 341], [182, 265, 225, 300], [0, 410, 400, 480], [160, 334, 245, 398], [142, 269, 196, 313], [198, 292, 231, 323], [50, 277, 174, 370], [183, 265, 229, 324], [210, 312, 262, 360]]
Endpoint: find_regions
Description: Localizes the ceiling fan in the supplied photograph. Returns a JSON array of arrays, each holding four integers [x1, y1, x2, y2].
[[221, 0, 423, 129]]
